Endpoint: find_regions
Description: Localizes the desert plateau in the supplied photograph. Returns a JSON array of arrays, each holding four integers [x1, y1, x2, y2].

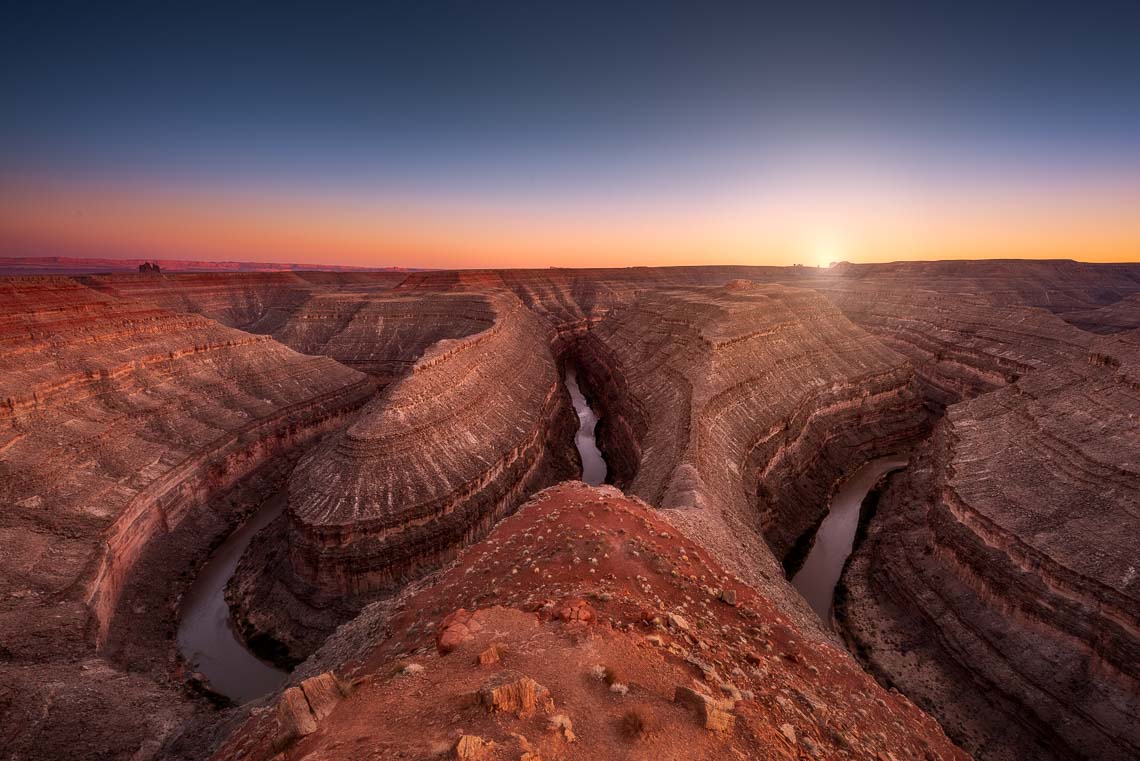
[[0, 260, 1136, 760], [4, 2, 1139, 758]]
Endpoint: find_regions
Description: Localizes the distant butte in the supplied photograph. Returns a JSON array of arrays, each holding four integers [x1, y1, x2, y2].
[[0, 259, 1137, 761]]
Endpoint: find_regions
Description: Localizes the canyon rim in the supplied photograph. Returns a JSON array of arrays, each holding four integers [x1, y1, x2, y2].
[[1, 261, 1137, 760], [4, 3, 1140, 758]]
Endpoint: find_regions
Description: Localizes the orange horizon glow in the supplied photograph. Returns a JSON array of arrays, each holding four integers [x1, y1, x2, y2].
[[2, 176, 1138, 269]]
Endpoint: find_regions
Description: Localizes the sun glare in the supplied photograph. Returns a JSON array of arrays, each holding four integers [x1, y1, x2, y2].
[[810, 234, 849, 267]]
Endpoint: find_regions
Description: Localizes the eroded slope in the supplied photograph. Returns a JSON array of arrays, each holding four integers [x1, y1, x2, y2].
[[567, 283, 930, 621], [213, 482, 968, 761], [838, 333, 1140, 760], [229, 291, 581, 658], [0, 277, 375, 759]]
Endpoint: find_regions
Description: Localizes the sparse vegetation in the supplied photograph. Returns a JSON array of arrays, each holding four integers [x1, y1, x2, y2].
[[620, 705, 658, 741]]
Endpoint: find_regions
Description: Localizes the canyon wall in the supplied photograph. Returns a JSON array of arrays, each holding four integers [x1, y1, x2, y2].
[[820, 259, 1140, 314], [79, 272, 323, 328], [562, 283, 931, 623], [213, 482, 969, 761], [820, 285, 1094, 408], [1063, 293, 1140, 334], [263, 290, 499, 380], [837, 332, 1140, 761], [0, 276, 375, 757], [228, 291, 581, 657], [5, 260, 1140, 760]]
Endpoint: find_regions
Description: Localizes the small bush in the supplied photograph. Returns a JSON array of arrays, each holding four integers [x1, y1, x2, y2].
[[620, 705, 658, 741]]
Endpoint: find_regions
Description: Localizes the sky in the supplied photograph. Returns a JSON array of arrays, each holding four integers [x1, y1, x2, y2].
[[2, 1, 1139, 268]]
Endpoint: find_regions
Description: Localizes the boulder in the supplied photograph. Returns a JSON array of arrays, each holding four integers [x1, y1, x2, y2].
[[479, 670, 552, 717], [675, 685, 736, 732], [454, 734, 494, 760]]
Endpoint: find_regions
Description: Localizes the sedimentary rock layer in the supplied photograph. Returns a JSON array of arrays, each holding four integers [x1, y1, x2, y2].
[[7, 260, 1140, 761], [820, 259, 1140, 314], [837, 332, 1140, 761], [229, 291, 580, 655], [0, 277, 374, 758], [1063, 293, 1140, 334], [263, 290, 498, 380], [818, 283, 1094, 408], [214, 482, 969, 761], [563, 283, 931, 620], [79, 272, 323, 328]]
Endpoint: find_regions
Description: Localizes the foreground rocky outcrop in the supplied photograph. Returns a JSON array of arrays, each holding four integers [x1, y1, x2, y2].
[[0, 277, 375, 758], [837, 332, 1140, 761], [228, 291, 581, 658], [213, 482, 969, 761]]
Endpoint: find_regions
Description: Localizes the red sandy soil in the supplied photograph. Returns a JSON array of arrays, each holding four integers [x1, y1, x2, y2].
[[215, 482, 967, 761]]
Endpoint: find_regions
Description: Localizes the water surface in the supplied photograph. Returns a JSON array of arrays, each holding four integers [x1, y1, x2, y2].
[[177, 492, 288, 703], [565, 369, 606, 485], [179, 372, 608, 702], [792, 457, 907, 625]]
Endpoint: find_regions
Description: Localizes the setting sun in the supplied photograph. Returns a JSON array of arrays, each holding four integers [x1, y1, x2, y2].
[[1, 5, 1138, 760]]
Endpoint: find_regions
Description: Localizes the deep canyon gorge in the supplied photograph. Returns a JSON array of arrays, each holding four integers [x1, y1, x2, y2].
[[1, 260, 1138, 760]]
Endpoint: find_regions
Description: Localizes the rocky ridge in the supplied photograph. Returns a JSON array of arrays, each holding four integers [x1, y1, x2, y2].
[[565, 284, 930, 616], [228, 291, 581, 658], [3, 261, 1140, 761], [262, 290, 499, 381], [213, 482, 969, 761], [817, 282, 1094, 409], [79, 272, 324, 329]]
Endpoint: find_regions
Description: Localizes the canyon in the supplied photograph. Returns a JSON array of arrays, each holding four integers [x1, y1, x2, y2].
[[837, 331, 1140, 761], [0, 260, 1137, 760]]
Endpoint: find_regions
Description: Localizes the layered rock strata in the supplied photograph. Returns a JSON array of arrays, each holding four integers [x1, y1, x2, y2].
[[819, 285, 1094, 408], [229, 292, 580, 657], [837, 332, 1140, 761], [7, 260, 1140, 761], [0, 277, 374, 759], [820, 259, 1140, 315], [1063, 293, 1140, 334], [79, 272, 323, 329], [263, 290, 498, 380], [560, 284, 931, 621], [212, 482, 969, 761]]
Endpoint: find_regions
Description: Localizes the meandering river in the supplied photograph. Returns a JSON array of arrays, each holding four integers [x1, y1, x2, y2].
[[565, 368, 606, 485], [176, 493, 287, 703], [791, 456, 907, 626], [179, 369, 609, 702]]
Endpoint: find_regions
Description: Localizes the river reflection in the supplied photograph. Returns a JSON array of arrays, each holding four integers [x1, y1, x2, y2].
[[792, 457, 907, 626], [565, 369, 606, 486], [177, 493, 288, 703]]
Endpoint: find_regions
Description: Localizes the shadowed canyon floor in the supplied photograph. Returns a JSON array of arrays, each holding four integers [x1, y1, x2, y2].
[[1, 260, 1138, 761]]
